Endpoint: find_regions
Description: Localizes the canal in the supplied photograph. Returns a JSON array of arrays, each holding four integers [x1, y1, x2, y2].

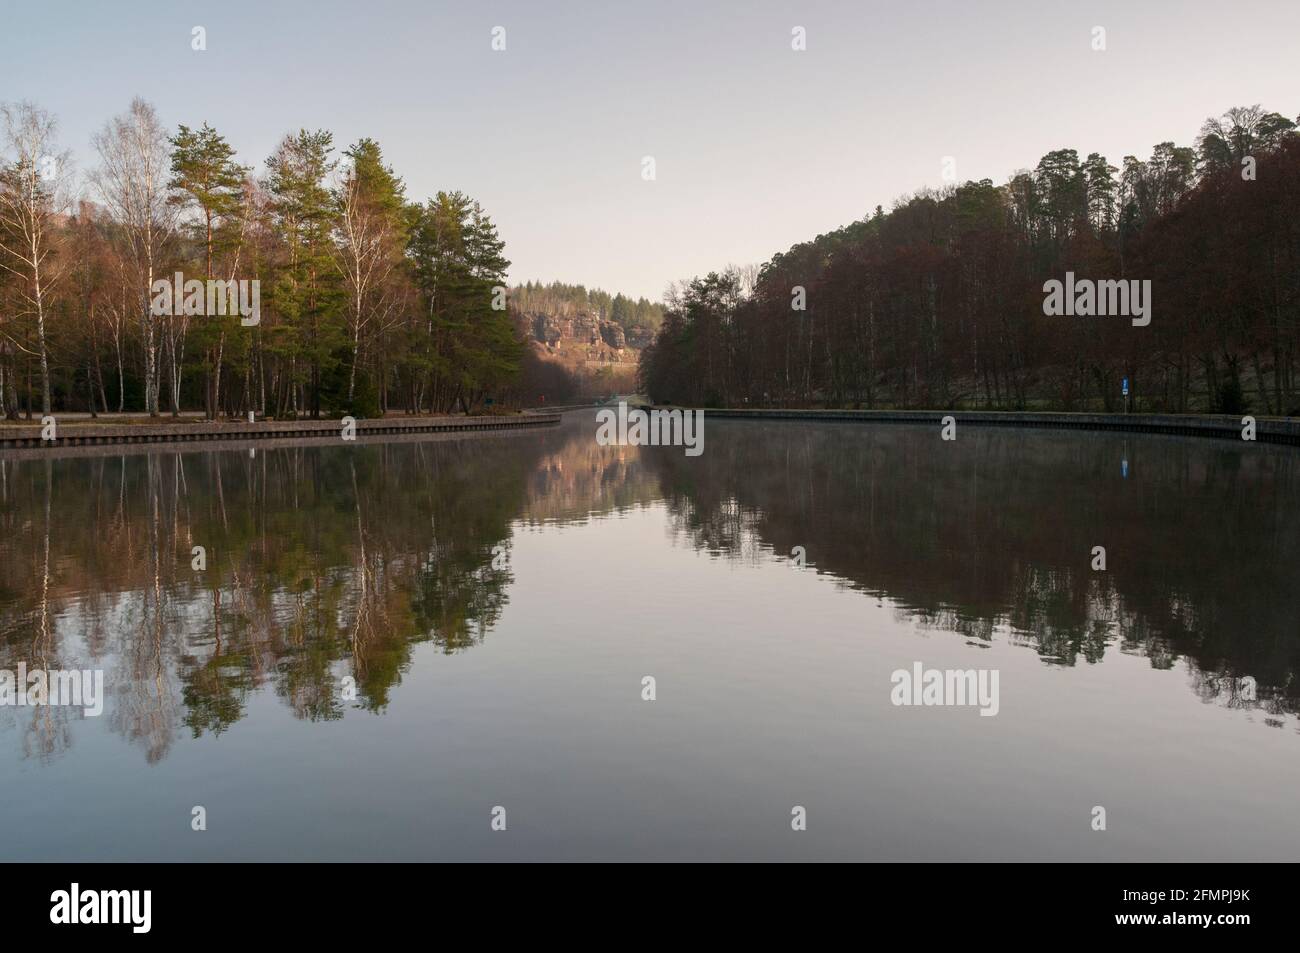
[[1, 410, 1296, 860]]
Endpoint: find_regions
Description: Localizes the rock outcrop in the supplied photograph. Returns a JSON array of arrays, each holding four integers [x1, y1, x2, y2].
[[516, 309, 645, 366]]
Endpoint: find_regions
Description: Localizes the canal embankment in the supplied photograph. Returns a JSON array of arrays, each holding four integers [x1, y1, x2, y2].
[[675, 407, 1300, 445], [0, 413, 561, 452]]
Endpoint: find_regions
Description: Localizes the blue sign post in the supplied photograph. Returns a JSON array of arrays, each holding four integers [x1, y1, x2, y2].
[[1122, 377, 1129, 414]]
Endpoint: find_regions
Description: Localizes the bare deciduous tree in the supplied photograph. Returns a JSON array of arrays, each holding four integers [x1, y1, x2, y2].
[[333, 158, 404, 403], [0, 101, 73, 415], [92, 98, 177, 416]]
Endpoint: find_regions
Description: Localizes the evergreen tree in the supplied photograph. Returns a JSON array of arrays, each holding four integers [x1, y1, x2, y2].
[[409, 191, 521, 412], [169, 122, 250, 416], [266, 129, 343, 417]]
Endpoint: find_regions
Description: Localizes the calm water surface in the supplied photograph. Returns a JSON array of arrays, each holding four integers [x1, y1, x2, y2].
[[1, 411, 1297, 860]]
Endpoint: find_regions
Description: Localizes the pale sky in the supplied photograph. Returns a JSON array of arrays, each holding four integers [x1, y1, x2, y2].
[[4, 0, 1299, 300]]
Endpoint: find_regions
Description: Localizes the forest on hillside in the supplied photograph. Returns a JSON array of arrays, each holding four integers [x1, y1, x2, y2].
[[640, 105, 1300, 415], [0, 98, 578, 420], [509, 280, 664, 332]]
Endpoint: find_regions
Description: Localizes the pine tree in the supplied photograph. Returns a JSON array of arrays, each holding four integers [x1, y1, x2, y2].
[[409, 192, 520, 412], [170, 122, 250, 416], [266, 129, 343, 417]]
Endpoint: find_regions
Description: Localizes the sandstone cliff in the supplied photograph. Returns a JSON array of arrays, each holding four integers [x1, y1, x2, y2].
[[515, 309, 652, 367]]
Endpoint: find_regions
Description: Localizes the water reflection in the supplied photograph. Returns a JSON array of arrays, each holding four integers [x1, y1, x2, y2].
[[0, 428, 655, 764], [0, 415, 1296, 773], [644, 421, 1300, 723]]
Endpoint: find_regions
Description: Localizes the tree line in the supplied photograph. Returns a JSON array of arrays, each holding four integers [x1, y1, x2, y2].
[[640, 105, 1300, 415], [0, 97, 565, 420], [510, 280, 665, 333]]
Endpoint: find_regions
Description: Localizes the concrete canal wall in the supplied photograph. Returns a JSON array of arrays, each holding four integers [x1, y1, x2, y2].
[[0, 413, 562, 451], [682, 407, 1300, 445]]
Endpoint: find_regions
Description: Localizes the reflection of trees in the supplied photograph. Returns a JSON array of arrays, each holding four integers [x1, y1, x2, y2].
[[1, 416, 1295, 760], [0, 426, 596, 761], [91, 454, 181, 764], [645, 422, 1300, 720], [22, 460, 71, 761], [521, 441, 661, 525], [0, 418, 659, 762]]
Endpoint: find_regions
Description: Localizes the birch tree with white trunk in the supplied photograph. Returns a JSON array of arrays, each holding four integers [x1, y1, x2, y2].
[[0, 101, 73, 415], [92, 98, 177, 416]]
